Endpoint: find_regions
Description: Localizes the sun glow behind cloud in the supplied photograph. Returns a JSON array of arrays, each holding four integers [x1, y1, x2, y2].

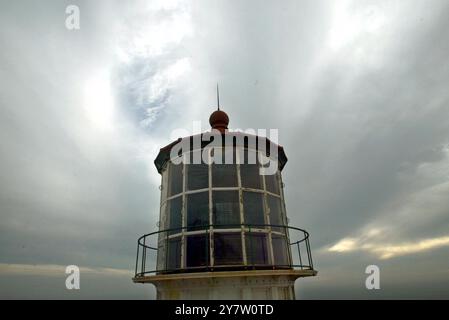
[[83, 70, 115, 132], [114, 0, 194, 128], [116, 0, 193, 61], [328, 0, 388, 52], [329, 235, 449, 259], [0, 263, 131, 277]]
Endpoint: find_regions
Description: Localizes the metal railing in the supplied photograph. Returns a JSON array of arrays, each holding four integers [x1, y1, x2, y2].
[[134, 223, 314, 278]]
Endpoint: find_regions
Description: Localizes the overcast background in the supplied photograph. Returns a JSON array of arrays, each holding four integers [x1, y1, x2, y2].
[[1, 0, 449, 299]]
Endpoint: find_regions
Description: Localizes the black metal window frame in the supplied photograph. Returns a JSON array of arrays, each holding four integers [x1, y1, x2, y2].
[[142, 147, 313, 277], [161, 147, 285, 268]]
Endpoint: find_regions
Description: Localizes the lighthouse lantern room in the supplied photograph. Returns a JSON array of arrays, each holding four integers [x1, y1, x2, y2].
[[133, 106, 316, 300]]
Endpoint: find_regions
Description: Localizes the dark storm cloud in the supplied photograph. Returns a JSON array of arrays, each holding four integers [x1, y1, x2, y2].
[[1, 0, 449, 298], [0, 1, 163, 296]]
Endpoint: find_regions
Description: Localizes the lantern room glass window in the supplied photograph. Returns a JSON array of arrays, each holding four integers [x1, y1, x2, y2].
[[243, 191, 265, 227], [245, 233, 269, 265], [168, 196, 182, 235], [240, 163, 262, 190], [240, 149, 262, 189], [168, 162, 183, 196], [186, 234, 209, 267], [267, 195, 284, 232], [212, 148, 238, 187], [214, 233, 243, 265], [187, 150, 209, 191], [167, 237, 181, 270], [272, 235, 289, 267], [187, 192, 209, 231], [160, 147, 294, 273], [187, 164, 208, 191], [265, 171, 280, 194], [212, 191, 240, 228]]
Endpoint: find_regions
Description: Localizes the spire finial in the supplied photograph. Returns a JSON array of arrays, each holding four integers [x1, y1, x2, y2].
[[216, 83, 220, 111], [209, 85, 229, 133]]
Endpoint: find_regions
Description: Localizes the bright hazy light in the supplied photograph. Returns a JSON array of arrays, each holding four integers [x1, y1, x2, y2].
[[373, 236, 449, 259], [328, 238, 358, 253], [83, 71, 115, 132], [328, 0, 387, 51], [328, 235, 449, 259]]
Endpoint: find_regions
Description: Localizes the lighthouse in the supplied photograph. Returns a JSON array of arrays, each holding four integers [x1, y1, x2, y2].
[[133, 102, 316, 300]]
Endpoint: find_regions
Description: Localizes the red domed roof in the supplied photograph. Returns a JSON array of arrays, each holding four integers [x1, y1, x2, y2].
[[209, 110, 229, 133]]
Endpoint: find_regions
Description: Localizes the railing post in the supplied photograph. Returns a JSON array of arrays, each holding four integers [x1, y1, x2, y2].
[[141, 237, 146, 275], [206, 228, 209, 271], [141, 248, 144, 275], [165, 231, 169, 272], [135, 241, 140, 276], [306, 238, 314, 269], [249, 225, 254, 269], [297, 242, 303, 270], [285, 225, 292, 268], [143, 237, 147, 274]]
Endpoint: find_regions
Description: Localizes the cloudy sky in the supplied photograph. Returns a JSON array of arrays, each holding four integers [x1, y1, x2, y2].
[[1, 0, 449, 299]]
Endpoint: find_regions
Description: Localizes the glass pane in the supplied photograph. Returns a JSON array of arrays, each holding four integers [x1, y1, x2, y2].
[[186, 235, 209, 268], [157, 238, 166, 272], [272, 235, 289, 267], [245, 233, 269, 265], [169, 161, 183, 196], [214, 233, 243, 265], [168, 196, 182, 235], [244, 148, 258, 165], [167, 237, 181, 270], [213, 191, 240, 228], [265, 171, 280, 194], [243, 192, 265, 227], [187, 192, 209, 231], [212, 148, 238, 187], [240, 149, 262, 189], [187, 152, 209, 191], [267, 195, 284, 231], [186, 150, 209, 190]]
